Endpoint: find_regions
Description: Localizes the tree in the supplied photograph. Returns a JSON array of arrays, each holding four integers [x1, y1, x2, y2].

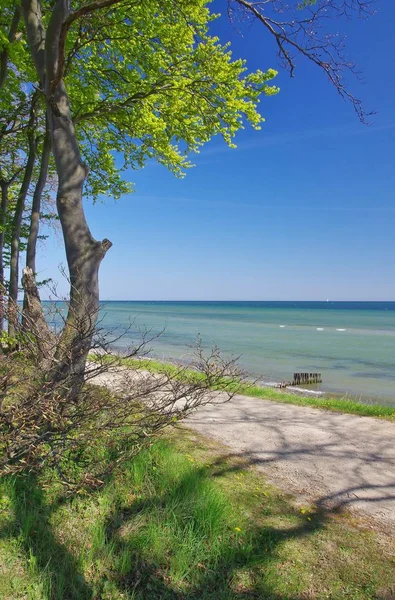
[[1, 0, 277, 391], [0, 92, 31, 332], [0, 85, 57, 336], [7, 94, 38, 337], [0, 0, 373, 392]]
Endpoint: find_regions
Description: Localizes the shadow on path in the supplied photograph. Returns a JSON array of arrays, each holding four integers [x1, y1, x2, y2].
[[189, 398, 395, 525]]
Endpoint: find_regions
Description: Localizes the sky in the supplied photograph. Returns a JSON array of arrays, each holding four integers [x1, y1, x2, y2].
[[39, 0, 395, 301]]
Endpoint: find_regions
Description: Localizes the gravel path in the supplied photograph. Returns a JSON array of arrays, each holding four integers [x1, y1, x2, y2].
[[94, 369, 395, 530], [188, 395, 395, 529]]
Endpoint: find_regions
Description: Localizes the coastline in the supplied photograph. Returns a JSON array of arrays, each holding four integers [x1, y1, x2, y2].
[[50, 300, 395, 403], [93, 351, 395, 420], [134, 350, 395, 407]]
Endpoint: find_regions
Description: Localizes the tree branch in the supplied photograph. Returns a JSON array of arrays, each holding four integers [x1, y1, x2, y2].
[[21, 0, 46, 84], [230, 0, 376, 122], [51, 0, 130, 93]]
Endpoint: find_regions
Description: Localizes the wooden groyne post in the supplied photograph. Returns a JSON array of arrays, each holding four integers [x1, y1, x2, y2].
[[292, 373, 322, 386]]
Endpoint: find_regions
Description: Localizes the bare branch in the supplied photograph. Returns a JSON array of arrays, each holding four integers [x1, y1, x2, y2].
[[0, 288, 245, 492], [229, 0, 376, 122]]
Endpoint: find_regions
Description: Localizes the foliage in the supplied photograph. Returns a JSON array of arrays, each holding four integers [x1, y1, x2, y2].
[[0, 328, 34, 348], [2, 0, 278, 202], [1, 0, 278, 362], [64, 0, 278, 182]]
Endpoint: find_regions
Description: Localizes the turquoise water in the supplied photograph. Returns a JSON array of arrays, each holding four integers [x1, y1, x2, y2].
[[91, 301, 395, 405]]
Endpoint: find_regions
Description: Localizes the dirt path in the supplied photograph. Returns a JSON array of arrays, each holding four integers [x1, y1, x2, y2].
[[93, 368, 395, 530], [188, 395, 395, 529]]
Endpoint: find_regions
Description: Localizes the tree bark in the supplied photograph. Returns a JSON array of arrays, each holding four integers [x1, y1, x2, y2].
[[22, 120, 52, 333], [21, 0, 46, 84], [22, 266, 53, 362], [22, 0, 112, 392], [8, 107, 37, 338], [0, 180, 9, 331], [26, 120, 51, 274]]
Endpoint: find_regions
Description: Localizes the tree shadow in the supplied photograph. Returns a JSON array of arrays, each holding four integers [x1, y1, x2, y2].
[[101, 456, 330, 599], [189, 398, 395, 525], [1, 446, 392, 599], [0, 474, 94, 600]]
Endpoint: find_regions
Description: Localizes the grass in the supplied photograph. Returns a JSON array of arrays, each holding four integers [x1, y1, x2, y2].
[[1, 428, 394, 600], [90, 354, 395, 420]]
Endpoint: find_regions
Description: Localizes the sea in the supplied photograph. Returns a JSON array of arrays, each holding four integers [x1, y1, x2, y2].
[[85, 300, 395, 406]]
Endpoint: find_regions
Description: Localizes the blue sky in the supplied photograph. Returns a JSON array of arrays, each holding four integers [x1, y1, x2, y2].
[[39, 0, 395, 301]]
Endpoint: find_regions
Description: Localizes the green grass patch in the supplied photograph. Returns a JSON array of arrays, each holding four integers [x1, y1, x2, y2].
[[1, 429, 394, 599], [236, 382, 395, 419], [90, 354, 395, 420]]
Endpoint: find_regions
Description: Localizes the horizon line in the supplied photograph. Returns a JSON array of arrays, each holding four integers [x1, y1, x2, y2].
[[41, 299, 395, 303]]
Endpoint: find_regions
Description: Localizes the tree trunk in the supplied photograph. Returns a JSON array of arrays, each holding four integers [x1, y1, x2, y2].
[[22, 266, 53, 362], [0, 180, 8, 331], [22, 121, 52, 335], [8, 111, 36, 339], [26, 120, 51, 274], [22, 0, 112, 394]]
